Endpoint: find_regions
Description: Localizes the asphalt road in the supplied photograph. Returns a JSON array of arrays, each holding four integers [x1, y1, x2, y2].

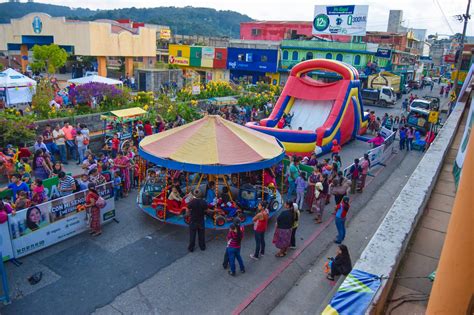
[[0, 85, 445, 315]]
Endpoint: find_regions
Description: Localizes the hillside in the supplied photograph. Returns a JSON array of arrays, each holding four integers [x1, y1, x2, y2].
[[0, 2, 252, 38]]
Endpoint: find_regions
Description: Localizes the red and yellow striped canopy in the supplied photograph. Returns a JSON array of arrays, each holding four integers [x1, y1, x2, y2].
[[139, 115, 285, 174]]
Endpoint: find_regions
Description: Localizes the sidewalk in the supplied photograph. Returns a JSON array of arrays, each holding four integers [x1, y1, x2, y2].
[[268, 149, 422, 315], [384, 108, 465, 314]]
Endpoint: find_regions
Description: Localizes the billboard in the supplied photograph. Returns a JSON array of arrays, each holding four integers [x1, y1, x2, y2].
[[8, 182, 115, 258], [375, 48, 392, 59], [312, 5, 368, 36]]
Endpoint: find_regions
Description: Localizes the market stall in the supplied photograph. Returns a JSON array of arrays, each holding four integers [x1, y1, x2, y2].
[[67, 75, 123, 86], [137, 115, 286, 229], [0, 68, 37, 107]]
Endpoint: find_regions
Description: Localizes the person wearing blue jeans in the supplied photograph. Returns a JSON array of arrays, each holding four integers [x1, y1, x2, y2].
[[334, 196, 350, 244], [226, 222, 245, 276]]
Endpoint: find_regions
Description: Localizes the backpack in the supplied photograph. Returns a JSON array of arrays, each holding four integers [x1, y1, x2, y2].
[[95, 196, 107, 209]]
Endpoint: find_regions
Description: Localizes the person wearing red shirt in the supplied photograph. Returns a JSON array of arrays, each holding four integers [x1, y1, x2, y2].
[[250, 202, 269, 260], [18, 143, 32, 160], [144, 121, 153, 136], [331, 139, 341, 157], [111, 133, 120, 158]]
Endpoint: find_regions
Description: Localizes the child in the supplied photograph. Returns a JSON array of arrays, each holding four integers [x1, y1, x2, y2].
[[331, 140, 341, 157], [226, 220, 245, 276], [113, 171, 122, 200], [168, 186, 183, 209], [295, 172, 308, 211], [15, 191, 31, 211], [31, 178, 47, 205], [101, 142, 112, 157], [78, 174, 90, 191], [399, 127, 406, 151], [111, 133, 120, 158], [18, 166, 32, 185], [290, 202, 300, 249]]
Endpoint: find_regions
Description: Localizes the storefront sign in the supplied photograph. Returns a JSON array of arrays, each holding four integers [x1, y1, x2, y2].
[[375, 48, 392, 59], [8, 182, 115, 258], [313, 5, 368, 36], [32, 16, 43, 34], [159, 29, 171, 40], [169, 56, 189, 66]]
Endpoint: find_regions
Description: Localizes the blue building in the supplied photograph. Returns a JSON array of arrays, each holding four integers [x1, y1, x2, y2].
[[227, 46, 279, 84]]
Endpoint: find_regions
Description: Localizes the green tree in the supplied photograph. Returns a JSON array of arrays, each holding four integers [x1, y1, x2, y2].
[[30, 44, 68, 74]]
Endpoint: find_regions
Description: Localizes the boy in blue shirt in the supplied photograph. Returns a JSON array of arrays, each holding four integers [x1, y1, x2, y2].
[[399, 127, 407, 150], [113, 171, 122, 200]]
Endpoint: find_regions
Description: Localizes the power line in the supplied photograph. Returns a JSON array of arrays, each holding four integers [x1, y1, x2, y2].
[[433, 0, 456, 33]]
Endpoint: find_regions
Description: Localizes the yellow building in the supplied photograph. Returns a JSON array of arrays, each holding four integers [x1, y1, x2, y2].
[[0, 13, 158, 76]]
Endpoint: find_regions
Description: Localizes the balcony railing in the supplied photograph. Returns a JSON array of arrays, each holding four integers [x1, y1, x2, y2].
[[281, 40, 367, 51]]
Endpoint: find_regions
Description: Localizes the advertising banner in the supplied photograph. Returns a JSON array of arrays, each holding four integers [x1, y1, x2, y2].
[[169, 56, 189, 66], [202, 47, 215, 59], [453, 97, 474, 186], [322, 269, 381, 315], [8, 182, 115, 258], [375, 48, 392, 59], [159, 29, 171, 40], [313, 5, 368, 36]]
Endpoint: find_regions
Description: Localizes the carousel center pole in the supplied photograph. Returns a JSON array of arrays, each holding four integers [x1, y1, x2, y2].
[[261, 170, 265, 201], [214, 175, 219, 227]]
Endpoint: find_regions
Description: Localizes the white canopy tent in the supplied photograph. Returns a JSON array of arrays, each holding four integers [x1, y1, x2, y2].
[[0, 68, 37, 106], [68, 75, 123, 86]]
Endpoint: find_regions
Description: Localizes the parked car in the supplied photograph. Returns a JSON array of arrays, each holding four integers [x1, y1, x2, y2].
[[407, 80, 421, 89], [408, 97, 439, 112]]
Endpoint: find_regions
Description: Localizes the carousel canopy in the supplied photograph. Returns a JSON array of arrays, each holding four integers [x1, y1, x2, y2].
[[139, 115, 285, 174]]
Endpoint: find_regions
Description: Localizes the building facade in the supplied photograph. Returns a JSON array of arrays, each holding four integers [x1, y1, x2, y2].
[[0, 13, 157, 76], [168, 44, 229, 83]]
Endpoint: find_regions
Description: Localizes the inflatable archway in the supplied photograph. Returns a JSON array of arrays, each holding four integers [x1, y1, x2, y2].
[[246, 59, 368, 155]]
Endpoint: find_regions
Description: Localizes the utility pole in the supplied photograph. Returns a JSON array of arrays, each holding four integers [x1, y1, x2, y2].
[[452, 0, 471, 95]]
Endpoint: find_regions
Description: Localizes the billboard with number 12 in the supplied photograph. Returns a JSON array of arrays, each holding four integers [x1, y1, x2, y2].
[[312, 5, 369, 36]]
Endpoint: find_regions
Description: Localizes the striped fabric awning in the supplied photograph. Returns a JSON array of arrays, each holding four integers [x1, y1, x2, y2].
[[139, 115, 285, 174]]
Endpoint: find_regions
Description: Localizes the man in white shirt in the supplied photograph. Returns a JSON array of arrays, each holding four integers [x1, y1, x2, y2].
[[53, 124, 68, 164]]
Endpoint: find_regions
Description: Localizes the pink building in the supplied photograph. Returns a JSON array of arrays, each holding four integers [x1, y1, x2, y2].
[[240, 21, 313, 41], [240, 21, 352, 42]]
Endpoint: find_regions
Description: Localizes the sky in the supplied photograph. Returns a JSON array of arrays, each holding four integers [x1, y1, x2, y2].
[[7, 0, 474, 36]]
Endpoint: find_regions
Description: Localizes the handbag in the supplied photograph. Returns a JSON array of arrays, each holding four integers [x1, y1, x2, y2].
[[95, 196, 107, 209]]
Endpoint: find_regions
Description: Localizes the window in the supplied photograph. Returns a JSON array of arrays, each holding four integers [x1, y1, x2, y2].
[[306, 52, 314, 60], [245, 53, 253, 62], [354, 55, 361, 65], [325, 53, 332, 59], [238, 53, 245, 61], [382, 88, 391, 97], [336, 54, 343, 61], [292, 51, 298, 61], [177, 50, 182, 57], [282, 50, 289, 60], [261, 55, 268, 62], [251, 28, 261, 36], [216, 52, 223, 60], [195, 51, 201, 58]]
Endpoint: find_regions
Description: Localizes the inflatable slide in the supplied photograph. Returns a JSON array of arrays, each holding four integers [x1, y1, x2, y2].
[[246, 59, 368, 155]]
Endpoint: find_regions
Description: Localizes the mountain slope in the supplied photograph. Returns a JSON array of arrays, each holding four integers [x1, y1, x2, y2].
[[0, 3, 253, 38]]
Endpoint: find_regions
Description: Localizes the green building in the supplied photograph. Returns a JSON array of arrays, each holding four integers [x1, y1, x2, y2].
[[278, 40, 391, 83]]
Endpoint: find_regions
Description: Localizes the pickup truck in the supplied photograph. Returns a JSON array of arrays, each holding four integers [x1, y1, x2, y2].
[[361, 86, 397, 107]]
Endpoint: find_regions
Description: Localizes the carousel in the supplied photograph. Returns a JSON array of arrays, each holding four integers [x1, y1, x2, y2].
[[137, 115, 285, 229]]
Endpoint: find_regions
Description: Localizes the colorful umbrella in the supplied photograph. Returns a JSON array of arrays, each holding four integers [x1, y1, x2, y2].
[[139, 115, 285, 174]]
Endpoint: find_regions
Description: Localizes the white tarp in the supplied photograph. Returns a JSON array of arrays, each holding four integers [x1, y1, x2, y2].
[[288, 99, 333, 131], [0, 68, 37, 105], [68, 75, 123, 86]]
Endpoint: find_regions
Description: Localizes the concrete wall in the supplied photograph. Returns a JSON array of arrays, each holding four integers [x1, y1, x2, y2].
[[341, 101, 467, 314]]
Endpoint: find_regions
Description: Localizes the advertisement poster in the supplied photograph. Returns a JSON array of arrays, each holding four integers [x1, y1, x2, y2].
[[453, 98, 474, 186], [8, 182, 115, 258], [312, 5, 368, 36]]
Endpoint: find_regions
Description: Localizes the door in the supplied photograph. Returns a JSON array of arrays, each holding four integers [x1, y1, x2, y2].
[[138, 72, 147, 91]]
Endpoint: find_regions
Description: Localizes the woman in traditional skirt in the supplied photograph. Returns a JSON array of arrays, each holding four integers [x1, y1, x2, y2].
[[85, 183, 102, 236], [273, 200, 294, 257], [305, 167, 321, 213]]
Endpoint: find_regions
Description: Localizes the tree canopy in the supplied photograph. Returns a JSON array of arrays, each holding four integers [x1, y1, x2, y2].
[[30, 44, 68, 74]]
